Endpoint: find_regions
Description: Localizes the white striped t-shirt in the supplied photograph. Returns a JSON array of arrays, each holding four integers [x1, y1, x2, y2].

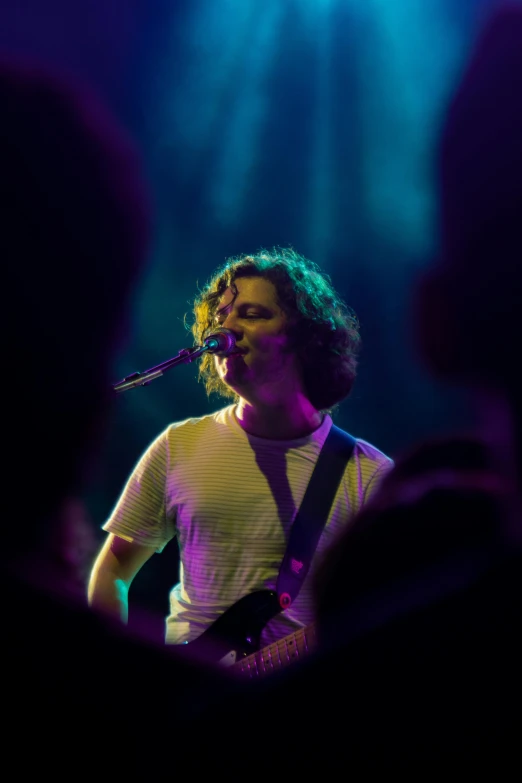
[[103, 404, 393, 648]]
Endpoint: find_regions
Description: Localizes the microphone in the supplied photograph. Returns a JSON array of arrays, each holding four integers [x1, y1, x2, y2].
[[203, 328, 237, 356]]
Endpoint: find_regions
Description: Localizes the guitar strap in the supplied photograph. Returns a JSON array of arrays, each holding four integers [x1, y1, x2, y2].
[[276, 424, 356, 610]]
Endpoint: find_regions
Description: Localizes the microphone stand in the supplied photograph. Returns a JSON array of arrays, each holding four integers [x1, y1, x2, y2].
[[112, 342, 212, 394]]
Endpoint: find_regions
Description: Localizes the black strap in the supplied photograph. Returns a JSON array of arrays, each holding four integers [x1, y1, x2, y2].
[[276, 424, 356, 609]]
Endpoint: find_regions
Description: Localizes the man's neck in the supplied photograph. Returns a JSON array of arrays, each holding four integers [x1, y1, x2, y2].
[[235, 397, 324, 440]]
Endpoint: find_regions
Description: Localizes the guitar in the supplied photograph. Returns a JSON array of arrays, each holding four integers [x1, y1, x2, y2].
[[181, 590, 317, 678]]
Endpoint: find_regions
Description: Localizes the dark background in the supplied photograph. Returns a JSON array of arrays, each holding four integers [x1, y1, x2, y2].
[[1, 0, 508, 630]]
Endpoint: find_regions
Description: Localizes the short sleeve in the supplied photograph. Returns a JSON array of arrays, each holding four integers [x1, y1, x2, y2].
[[102, 428, 174, 552]]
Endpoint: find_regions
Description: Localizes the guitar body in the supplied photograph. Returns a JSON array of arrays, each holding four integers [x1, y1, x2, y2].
[[183, 589, 282, 667], [180, 590, 317, 677]]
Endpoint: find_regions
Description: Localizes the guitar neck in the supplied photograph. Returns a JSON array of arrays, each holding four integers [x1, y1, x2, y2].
[[235, 623, 317, 678]]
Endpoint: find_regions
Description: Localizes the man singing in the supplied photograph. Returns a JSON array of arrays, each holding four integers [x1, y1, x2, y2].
[[88, 247, 392, 659]]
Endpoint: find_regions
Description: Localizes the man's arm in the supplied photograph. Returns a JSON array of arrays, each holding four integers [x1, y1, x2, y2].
[[87, 533, 157, 623]]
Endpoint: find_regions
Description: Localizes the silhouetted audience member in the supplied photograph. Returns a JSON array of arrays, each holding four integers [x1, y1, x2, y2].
[[315, 0, 522, 706], [2, 55, 149, 588], [315, 2, 522, 762], [186, 3, 522, 772], [1, 58, 239, 772], [416, 0, 522, 494]]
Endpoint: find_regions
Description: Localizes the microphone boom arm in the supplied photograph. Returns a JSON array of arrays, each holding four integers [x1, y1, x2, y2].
[[111, 331, 232, 394]]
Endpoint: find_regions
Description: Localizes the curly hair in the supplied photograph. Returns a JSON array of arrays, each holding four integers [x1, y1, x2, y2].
[[189, 247, 361, 412]]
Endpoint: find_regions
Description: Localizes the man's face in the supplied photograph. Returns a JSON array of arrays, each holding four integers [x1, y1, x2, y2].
[[213, 276, 301, 401]]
